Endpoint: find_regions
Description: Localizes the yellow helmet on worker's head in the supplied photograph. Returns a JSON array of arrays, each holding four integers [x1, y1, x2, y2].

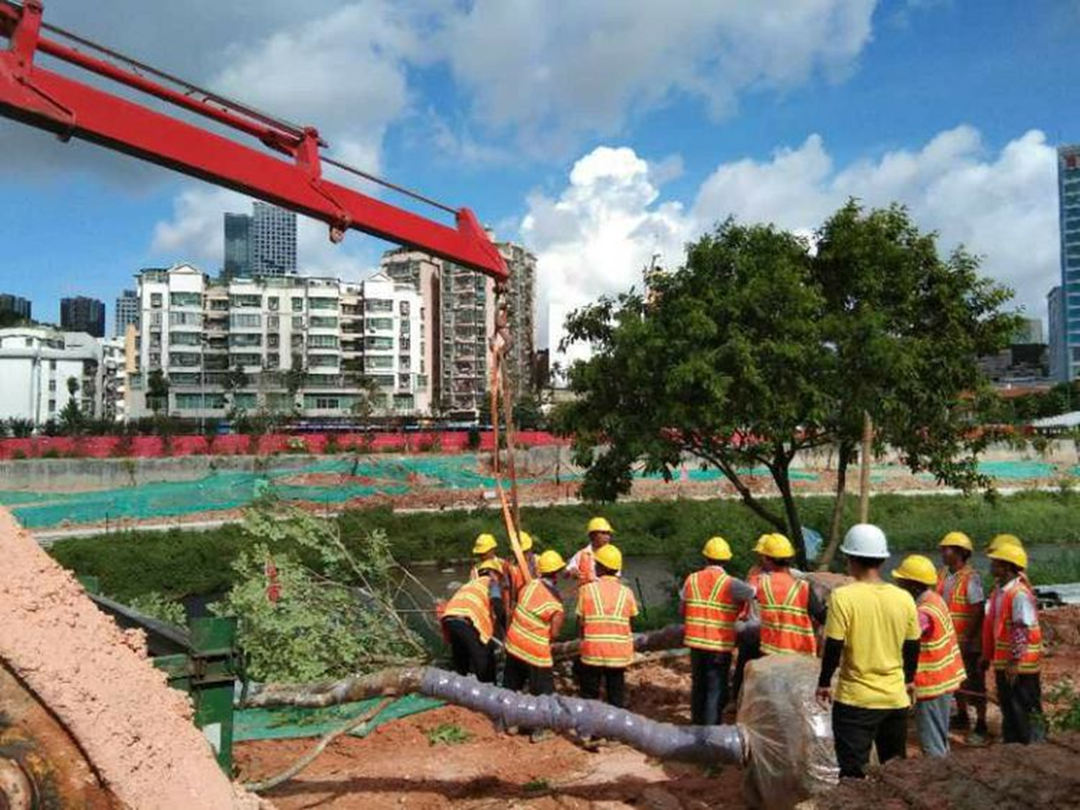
[[476, 558, 504, 575], [762, 533, 796, 560], [891, 554, 939, 587], [587, 516, 614, 535], [939, 531, 973, 552], [988, 544, 1028, 570], [753, 534, 773, 554], [537, 550, 566, 575], [511, 530, 534, 552], [702, 536, 732, 561], [472, 533, 498, 555], [593, 543, 623, 573], [987, 533, 1022, 553]]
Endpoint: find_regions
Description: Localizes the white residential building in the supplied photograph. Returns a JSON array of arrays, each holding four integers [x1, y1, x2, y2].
[[129, 264, 427, 420], [0, 326, 103, 425]]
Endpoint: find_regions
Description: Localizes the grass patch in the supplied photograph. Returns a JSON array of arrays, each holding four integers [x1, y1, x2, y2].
[[524, 779, 550, 793], [424, 723, 472, 746], [1029, 551, 1080, 586], [48, 490, 1080, 603]]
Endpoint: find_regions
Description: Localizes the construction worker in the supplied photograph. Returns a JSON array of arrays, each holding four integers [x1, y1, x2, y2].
[[756, 533, 826, 656], [892, 554, 965, 757], [505, 530, 539, 610], [576, 543, 637, 707], [566, 516, 613, 584], [469, 533, 503, 580], [936, 530, 988, 743], [503, 550, 566, 698], [731, 533, 772, 704], [680, 536, 754, 724], [816, 524, 921, 780], [982, 542, 1044, 744], [441, 559, 506, 683]]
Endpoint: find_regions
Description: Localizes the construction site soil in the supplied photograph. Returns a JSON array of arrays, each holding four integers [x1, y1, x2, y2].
[[237, 610, 1080, 810]]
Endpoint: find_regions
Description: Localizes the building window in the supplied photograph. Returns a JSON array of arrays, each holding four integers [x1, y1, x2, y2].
[[368, 317, 393, 331], [229, 294, 262, 308], [393, 393, 414, 411], [170, 292, 202, 307], [291, 334, 304, 348], [365, 299, 393, 313], [150, 311, 162, 326], [267, 315, 279, 329], [365, 336, 393, 351], [268, 297, 280, 311], [399, 301, 410, 316], [151, 293, 162, 308], [169, 332, 200, 346], [268, 334, 280, 349], [49, 359, 56, 370], [398, 374, 410, 389], [229, 333, 262, 347], [169, 311, 203, 327], [267, 352, 280, 367], [291, 298, 304, 312], [229, 313, 261, 329], [308, 297, 338, 310], [308, 334, 339, 348], [366, 356, 393, 370], [292, 316, 304, 329], [149, 353, 161, 368], [309, 316, 338, 329], [308, 355, 340, 368], [48, 379, 56, 392], [48, 399, 56, 412]]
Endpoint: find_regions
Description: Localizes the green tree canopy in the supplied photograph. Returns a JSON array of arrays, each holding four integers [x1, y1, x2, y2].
[[556, 202, 1018, 565]]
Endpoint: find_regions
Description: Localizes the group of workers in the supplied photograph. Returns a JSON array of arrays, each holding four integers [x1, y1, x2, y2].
[[438, 516, 1044, 778]]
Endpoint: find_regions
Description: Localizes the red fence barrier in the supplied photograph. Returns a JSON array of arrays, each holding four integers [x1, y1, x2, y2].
[[0, 431, 568, 460]]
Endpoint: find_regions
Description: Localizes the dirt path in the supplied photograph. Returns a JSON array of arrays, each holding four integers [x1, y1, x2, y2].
[[235, 658, 745, 810]]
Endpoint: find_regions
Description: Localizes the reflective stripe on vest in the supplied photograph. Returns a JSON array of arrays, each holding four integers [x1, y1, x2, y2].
[[579, 577, 635, 667], [992, 579, 1042, 673], [914, 591, 965, 700], [442, 578, 494, 643], [758, 571, 816, 656], [936, 565, 980, 638], [682, 568, 738, 653], [505, 579, 563, 667]]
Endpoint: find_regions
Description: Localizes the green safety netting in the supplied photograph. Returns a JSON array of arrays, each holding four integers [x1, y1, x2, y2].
[[234, 693, 444, 742]]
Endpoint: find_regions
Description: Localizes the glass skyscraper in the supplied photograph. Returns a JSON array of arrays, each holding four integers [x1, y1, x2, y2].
[[1058, 145, 1080, 381]]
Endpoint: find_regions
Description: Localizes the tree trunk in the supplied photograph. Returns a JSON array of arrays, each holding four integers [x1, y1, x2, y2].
[[817, 442, 853, 571], [774, 462, 806, 569]]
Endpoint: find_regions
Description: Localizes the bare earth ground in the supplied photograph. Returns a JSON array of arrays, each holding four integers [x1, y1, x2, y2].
[[235, 608, 1080, 810]]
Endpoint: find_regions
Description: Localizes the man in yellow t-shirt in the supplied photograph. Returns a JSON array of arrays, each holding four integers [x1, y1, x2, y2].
[[816, 524, 921, 780]]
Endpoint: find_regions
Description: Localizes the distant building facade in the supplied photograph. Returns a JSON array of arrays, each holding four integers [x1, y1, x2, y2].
[[1058, 144, 1080, 380], [0, 326, 103, 424], [223, 213, 253, 278], [129, 264, 426, 419], [1049, 285, 1067, 382], [60, 296, 105, 338], [251, 202, 297, 276], [0, 293, 31, 322], [114, 289, 140, 338]]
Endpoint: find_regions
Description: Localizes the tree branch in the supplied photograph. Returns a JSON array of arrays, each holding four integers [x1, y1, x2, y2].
[[686, 438, 785, 531]]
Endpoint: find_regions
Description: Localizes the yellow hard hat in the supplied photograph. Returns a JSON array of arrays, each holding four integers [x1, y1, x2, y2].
[[537, 550, 566, 575], [593, 543, 623, 572], [891, 554, 938, 586], [511, 530, 534, 552], [987, 533, 1022, 553], [988, 543, 1028, 570], [587, 516, 614, 535], [472, 533, 498, 555], [702, 536, 732, 561], [476, 558, 504, 575], [939, 531, 973, 552], [762, 533, 796, 559], [753, 534, 773, 554]]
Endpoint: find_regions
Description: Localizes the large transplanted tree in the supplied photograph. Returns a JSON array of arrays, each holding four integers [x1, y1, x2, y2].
[[557, 202, 1018, 566]]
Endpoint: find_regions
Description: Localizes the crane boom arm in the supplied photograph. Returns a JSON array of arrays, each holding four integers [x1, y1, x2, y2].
[[0, 0, 508, 281]]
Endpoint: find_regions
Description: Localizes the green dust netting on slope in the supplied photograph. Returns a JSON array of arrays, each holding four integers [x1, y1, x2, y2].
[[234, 693, 444, 742]]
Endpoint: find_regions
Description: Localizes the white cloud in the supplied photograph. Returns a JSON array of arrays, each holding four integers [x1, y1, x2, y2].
[[440, 0, 877, 152], [530, 127, 1059, 361]]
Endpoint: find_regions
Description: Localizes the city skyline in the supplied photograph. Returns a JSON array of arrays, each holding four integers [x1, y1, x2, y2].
[[1, 1, 1077, 358]]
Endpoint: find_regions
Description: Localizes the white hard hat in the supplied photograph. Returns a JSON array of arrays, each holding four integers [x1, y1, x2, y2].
[[840, 523, 889, 559]]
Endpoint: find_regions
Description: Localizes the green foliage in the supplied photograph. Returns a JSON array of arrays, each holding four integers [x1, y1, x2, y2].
[[6, 418, 34, 438], [1045, 679, 1080, 732], [146, 369, 170, 414], [126, 591, 187, 627], [210, 497, 425, 682], [558, 203, 1018, 564], [524, 779, 550, 793], [424, 723, 472, 746], [1028, 550, 1080, 586]]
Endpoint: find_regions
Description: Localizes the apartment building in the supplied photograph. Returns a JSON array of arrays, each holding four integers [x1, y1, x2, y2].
[[0, 326, 103, 425], [129, 265, 426, 420], [498, 241, 537, 401]]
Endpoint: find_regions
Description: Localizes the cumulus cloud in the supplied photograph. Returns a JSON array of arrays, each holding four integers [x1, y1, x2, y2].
[[531, 127, 1058, 361], [440, 0, 877, 152]]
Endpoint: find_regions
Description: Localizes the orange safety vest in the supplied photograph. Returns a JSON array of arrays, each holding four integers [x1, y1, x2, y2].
[[681, 567, 738, 653], [505, 579, 564, 667], [758, 571, 816, 656], [935, 565, 981, 639], [578, 576, 637, 667], [571, 547, 597, 584], [991, 578, 1042, 673], [914, 591, 965, 700], [442, 578, 495, 644]]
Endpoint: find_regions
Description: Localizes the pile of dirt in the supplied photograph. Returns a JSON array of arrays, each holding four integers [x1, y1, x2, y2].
[[0, 506, 267, 809], [802, 733, 1080, 809]]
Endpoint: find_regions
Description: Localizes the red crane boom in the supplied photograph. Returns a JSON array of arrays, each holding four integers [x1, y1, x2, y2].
[[0, 0, 508, 281]]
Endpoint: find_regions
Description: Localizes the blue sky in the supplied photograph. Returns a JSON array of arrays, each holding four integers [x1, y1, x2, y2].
[[1, 0, 1078, 349]]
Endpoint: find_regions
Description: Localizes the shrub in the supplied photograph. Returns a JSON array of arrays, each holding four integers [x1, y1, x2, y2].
[[424, 723, 472, 746], [127, 591, 187, 627], [11, 449, 26, 460]]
